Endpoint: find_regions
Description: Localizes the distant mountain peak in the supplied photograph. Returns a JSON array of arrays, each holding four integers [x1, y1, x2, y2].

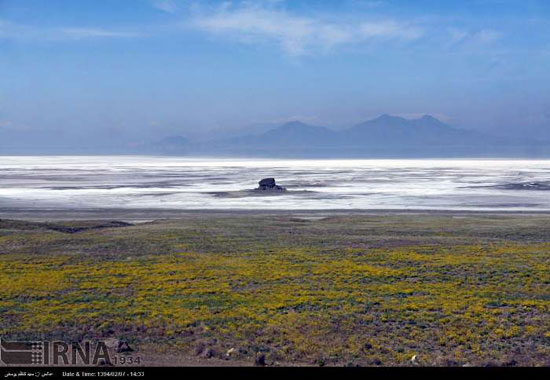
[[144, 112, 546, 158], [373, 114, 405, 121], [413, 114, 449, 129], [418, 114, 446, 124], [280, 120, 311, 128], [370, 114, 444, 124]]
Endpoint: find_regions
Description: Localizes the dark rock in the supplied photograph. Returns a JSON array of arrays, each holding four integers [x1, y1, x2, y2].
[[255, 353, 266, 366], [203, 348, 215, 359], [259, 178, 275, 187], [255, 178, 286, 191]]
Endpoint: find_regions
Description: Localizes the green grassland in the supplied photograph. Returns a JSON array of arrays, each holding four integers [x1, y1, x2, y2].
[[0, 213, 549, 366]]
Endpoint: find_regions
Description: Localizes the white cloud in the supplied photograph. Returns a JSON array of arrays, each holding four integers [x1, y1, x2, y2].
[[59, 28, 142, 39], [362, 1, 387, 7], [447, 27, 469, 44], [0, 20, 143, 41], [152, 0, 179, 14], [192, 5, 423, 56], [474, 29, 501, 44], [360, 20, 423, 40], [446, 27, 501, 46], [194, 7, 317, 55]]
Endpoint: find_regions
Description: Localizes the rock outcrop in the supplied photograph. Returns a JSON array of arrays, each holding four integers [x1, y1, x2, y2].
[[255, 178, 286, 191]]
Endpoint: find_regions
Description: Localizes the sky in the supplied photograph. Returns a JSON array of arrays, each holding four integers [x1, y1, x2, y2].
[[1, 0, 550, 144]]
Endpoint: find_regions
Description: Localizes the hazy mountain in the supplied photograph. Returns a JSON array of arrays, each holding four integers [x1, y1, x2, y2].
[[188, 122, 283, 142], [340, 114, 496, 147], [179, 114, 546, 157], [2, 114, 548, 157], [225, 121, 339, 146]]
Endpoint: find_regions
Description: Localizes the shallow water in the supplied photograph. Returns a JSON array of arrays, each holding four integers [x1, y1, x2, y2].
[[1, 156, 550, 211]]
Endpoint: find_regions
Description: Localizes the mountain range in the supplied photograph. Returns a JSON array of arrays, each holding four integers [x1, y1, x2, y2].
[[160, 114, 546, 158], [2, 114, 548, 157]]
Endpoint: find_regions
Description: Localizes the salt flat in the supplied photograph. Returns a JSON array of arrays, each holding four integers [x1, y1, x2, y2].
[[2, 156, 550, 212]]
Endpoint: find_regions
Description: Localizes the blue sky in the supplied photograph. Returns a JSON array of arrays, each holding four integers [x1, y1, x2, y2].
[[1, 0, 549, 141]]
